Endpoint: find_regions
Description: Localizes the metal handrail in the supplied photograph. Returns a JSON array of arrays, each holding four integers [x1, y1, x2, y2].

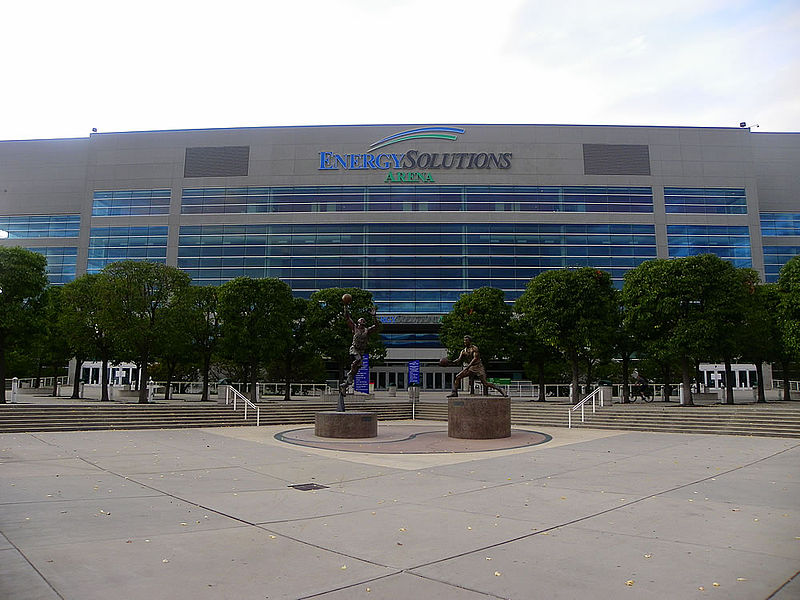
[[224, 385, 261, 426], [568, 386, 607, 428]]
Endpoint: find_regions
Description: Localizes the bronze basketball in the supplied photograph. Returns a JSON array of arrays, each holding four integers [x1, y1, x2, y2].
[[439, 357, 451, 367], [342, 293, 352, 305]]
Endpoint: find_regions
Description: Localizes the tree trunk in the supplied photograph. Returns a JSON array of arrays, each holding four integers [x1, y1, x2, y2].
[[536, 360, 546, 401], [100, 356, 110, 402], [681, 355, 694, 405], [164, 363, 175, 401], [51, 365, 59, 397], [35, 361, 43, 389], [249, 363, 258, 403], [569, 350, 580, 404], [138, 354, 149, 403], [755, 362, 766, 403], [723, 356, 735, 405], [662, 364, 672, 402], [781, 361, 792, 402], [621, 355, 630, 403], [0, 339, 7, 403], [71, 357, 84, 399], [201, 354, 211, 402]]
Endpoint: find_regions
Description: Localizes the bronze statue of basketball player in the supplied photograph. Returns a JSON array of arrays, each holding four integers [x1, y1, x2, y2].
[[445, 335, 507, 398], [338, 300, 380, 411]]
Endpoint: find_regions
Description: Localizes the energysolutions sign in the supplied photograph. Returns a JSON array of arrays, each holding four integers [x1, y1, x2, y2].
[[318, 126, 512, 183]]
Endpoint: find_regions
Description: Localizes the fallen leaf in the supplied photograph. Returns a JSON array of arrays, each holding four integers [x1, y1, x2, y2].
[[625, 580, 634, 586], [494, 571, 501, 577]]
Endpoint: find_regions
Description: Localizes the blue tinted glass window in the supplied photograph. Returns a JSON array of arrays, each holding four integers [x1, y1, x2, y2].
[[760, 213, 800, 237], [24, 246, 78, 284], [92, 190, 171, 216], [667, 225, 751, 266], [87, 226, 168, 273], [0, 215, 80, 239], [178, 223, 656, 311], [180, 186, 653, 214], [664, 188, 746, 214], [762, 245, 800, 282]]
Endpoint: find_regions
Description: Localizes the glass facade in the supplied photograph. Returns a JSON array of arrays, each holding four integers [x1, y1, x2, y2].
[[664, 188, 747, 214], [763, 246, 800, 282], [760, 212, 800, 236], [178, 223, 656, 312], [87, 226, 168, 273], [181, 185, 653, 214], [0, 215, 80, 238], [92, 189, 171, 216], [667, 225, 752, 267], [25, 246, 78, 284]]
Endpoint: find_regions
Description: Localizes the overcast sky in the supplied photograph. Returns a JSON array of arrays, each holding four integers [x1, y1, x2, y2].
[[2, 0, 798, 141]]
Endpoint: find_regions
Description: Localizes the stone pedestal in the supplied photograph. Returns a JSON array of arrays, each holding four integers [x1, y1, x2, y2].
[[315, 411, 378, 438], [448, 396, 511, 439]]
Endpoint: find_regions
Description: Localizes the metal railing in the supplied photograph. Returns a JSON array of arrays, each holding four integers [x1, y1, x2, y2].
[[568, 386, 610, 428], [775, 380, 800, 392], [223, 385, 261, 426]]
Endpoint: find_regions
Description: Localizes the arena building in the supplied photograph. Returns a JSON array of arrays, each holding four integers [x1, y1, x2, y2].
[[1, 124, 798, 390]]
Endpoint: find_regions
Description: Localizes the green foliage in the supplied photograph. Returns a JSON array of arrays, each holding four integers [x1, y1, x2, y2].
[[0, 247, 48, 402], [102, 261, 191, 402], [217, 277, 296, 398], [440, 287, 512, 361], [60, 273, 120, 401], [622, 254, 756, 403], [177, 285, 221, 401], [267, 297, 327, 399], [778, 255, 800, 356], [516, 268, 617, 402]]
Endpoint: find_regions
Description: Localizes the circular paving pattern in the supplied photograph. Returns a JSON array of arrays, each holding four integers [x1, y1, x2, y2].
[[275, 424, 551, 454]]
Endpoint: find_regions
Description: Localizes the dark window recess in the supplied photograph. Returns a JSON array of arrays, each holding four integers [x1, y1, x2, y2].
[[583, 144, 651, 176], [184, 146, 250, 177]]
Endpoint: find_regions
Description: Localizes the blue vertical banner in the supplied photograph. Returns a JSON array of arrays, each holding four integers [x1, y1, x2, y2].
[[408, 360, 420, 385], [354, 354, 370, 394]]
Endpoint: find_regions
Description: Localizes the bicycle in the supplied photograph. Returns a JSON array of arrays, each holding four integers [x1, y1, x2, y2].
[[630, 384, 654, 403]]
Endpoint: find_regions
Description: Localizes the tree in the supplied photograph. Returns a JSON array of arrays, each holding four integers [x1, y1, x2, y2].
[[440, 287, 512, 365], [777, 255, 800, 399], [36, 287, 73, 396], [778, 255, 800, 357], [0, 248, 48, 403], [740, 283, 786, 402], [622, 255, 748, 406], [218, 277, 295, 402], [307, 288, 385, 382], [517, 268, 617, 404], [179, 285, 220, 402], [509, 312, 561, 401], [703, 264, 759, 405], [60, 273, 121, 402], [152, 296, 194, 401], [103, 261, 191, 403], [267, 297, 326, 400]]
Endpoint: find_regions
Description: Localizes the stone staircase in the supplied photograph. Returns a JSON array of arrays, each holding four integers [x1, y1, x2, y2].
[[2, 399, 799, 438], [415, 401, 800, 438], [0, 401, 413, 434]]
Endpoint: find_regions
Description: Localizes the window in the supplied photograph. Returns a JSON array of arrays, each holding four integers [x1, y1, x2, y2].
[[92, 189, 171, 216], [665, 188, 746, 214]]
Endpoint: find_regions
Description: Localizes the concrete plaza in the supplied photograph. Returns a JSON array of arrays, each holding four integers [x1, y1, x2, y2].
[[1, 422, 798, 599]]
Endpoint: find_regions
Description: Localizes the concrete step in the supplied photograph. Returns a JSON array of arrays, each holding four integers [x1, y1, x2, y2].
[[0, 403, 413, 433], [413, 402, 800, 438]]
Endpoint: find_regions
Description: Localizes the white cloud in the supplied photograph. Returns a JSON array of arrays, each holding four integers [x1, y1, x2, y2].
[[1, 0, 797, 140]]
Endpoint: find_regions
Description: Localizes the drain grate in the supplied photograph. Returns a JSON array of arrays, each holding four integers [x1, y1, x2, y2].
[[288, 483, 329, 491]]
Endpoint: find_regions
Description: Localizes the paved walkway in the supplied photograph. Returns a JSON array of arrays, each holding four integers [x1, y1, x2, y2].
[[1, 422, 798, 599]]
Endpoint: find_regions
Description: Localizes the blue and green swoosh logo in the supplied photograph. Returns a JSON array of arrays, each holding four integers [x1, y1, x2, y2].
[[367, 126, 465, 152]]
